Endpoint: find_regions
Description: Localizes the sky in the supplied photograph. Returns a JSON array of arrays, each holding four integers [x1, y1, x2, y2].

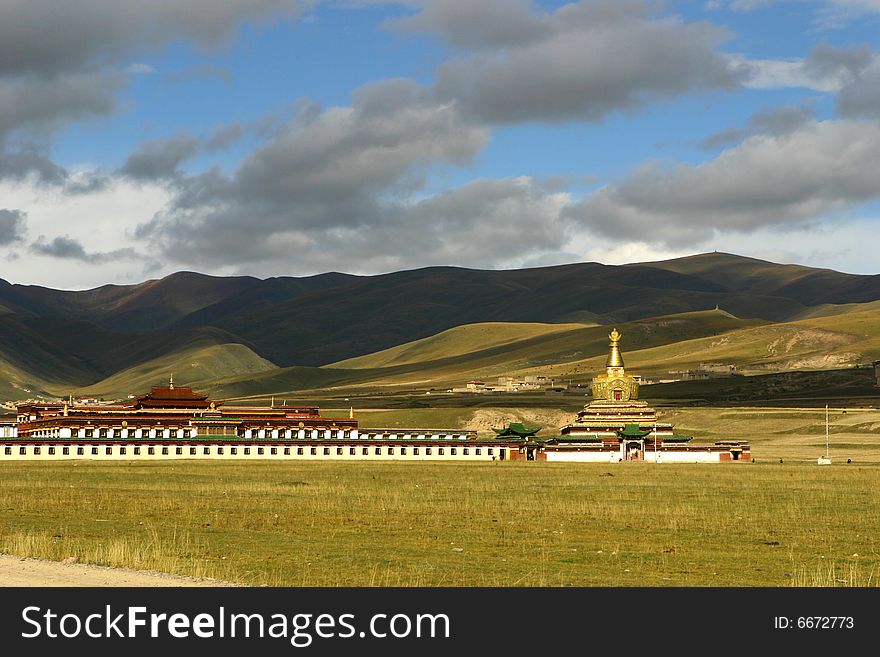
[[1, 0, 880, 290]]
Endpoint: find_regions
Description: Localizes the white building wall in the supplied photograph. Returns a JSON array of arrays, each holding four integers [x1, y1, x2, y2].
[[544, 449, 725, 463], [653, 450, 722, 463], [545, 451, 619, 462], [0, 443, 508, 462]]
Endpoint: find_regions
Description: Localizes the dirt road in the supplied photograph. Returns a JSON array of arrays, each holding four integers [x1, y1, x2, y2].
[[0, 555, 235, 587]]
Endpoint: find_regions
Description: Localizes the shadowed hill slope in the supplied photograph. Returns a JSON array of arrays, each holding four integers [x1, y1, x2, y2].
[[640, 252, 880, 306], [213, 258, 844, 366], [2, 252, 880, 400]]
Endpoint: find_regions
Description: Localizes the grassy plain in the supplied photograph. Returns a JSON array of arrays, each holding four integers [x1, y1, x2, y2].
[[1, 458, 878, 587], [4, 390, 877, 588]]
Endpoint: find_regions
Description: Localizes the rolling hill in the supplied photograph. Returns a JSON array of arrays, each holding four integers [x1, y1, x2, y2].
[[197, 309, 761, 401], [330, 322, 594, 369], [0, 252, 879, 402], [76, 343, 277, 399]]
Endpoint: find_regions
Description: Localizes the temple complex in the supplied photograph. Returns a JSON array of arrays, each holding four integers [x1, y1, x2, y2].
[[6, 379, 507, 462], [505, 329, 751, 463], [2, 332, 750, 463]]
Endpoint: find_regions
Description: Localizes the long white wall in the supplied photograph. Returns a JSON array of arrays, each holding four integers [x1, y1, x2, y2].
[[545, 451, 621, 462], [0, 442, 507, 462], [652, 450, 722, 463], [545, 449, 725, 463]]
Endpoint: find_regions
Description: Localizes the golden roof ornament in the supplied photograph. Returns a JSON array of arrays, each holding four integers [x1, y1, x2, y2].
[[606, 328, 625, 369]]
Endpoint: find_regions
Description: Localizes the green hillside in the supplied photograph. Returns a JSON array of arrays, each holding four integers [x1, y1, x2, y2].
[[76, 343, 278, 399], [791, 299, 880, 320], [202, 310, 759, 400], [331, 322, 592, 369], [202, 365, 379, 401], [342, 310, 757, 383], [0, 316, 100, 389], [511, 306, 880, 381], [0, 360, 60, 400], [201, 305, 880, 403]]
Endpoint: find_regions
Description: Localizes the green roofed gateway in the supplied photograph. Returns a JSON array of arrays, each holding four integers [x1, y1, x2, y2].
[[492, 423, 541, 440], [617, 423, 651, 439]]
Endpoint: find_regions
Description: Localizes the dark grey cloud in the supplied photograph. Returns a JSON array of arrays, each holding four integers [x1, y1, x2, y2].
[[228, 79, 485, 216], [776, 43, 880, 121], [0, 145, 68, 185], [0, 1, 301, 77], [120, 135, 201, 181], [395, 0, 742, 124], [204, 124, 246, 151], [838, 63, 880, 119], [0, 209, 27, 245], [806, 43, 880, 120], [30, 235, 88, 259], [0, 1, 300, 167], [0, 144, 110, 193], [388, 0, 547, 49], [567, 119, 880, 246], [0, 72, 121, 140], [145, 176, 573, 273], [130, 0, 767, 275], [700, 106, 814, 150], [135, 79, 564, 269], [805, 42, 873, 80], [30, 235, 138, 262], [119, 115, 291, 183], [360, 177, 571, 269]]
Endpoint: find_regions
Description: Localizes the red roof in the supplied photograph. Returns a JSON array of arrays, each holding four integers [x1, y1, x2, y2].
[[126, 385, 215, 409]]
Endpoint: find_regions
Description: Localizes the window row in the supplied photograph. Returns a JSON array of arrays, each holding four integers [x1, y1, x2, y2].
[[28, 428, 474, 440], [3, 445, 497, 458]]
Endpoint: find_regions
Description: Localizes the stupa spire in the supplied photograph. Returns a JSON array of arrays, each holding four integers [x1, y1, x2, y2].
[[606, 328, 624, 369]]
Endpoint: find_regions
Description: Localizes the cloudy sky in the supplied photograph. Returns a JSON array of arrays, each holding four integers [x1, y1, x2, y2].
[[1, 0, 879, 289]]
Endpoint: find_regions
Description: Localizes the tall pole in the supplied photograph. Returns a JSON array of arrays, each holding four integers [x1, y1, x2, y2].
[[825, 404, 829, 458]]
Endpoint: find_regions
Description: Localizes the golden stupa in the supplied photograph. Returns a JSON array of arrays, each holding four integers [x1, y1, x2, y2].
[[590, 328, 639, 402], [561, 329, 672, 440]]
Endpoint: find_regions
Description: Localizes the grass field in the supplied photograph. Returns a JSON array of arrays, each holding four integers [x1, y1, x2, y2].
[[1, 460, 877, 587]]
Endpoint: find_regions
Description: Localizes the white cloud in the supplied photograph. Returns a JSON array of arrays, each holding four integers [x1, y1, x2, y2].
[[0, 177, 173, 288], [125, 63, 157, 75]]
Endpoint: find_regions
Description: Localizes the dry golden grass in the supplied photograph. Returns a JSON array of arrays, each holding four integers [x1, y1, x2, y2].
[[1, 460, 878, 587], [662, 406, 880, 462]]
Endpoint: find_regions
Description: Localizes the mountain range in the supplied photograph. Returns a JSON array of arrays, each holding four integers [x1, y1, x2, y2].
[[2, 252, 879, 402]]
